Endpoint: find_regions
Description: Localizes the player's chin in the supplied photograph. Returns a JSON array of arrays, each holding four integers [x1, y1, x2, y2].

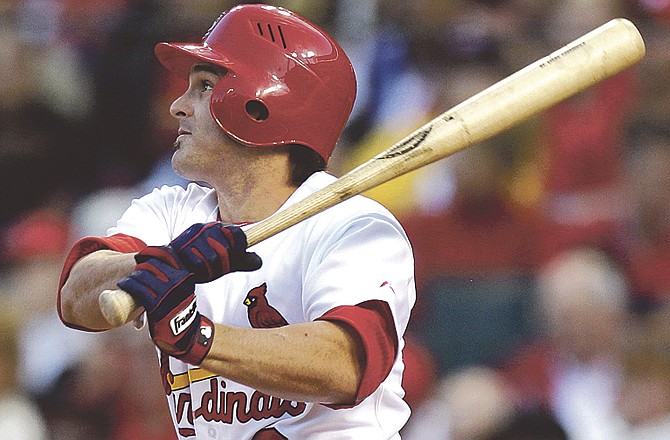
[[171, 151, 193, 179], [171, 152, 205, 182]]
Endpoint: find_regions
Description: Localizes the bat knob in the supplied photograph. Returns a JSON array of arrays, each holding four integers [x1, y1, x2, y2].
[[99, 289, 139, 327]]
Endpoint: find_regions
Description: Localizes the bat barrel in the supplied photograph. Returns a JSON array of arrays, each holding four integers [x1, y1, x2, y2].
[[249, 19, 644, 245]]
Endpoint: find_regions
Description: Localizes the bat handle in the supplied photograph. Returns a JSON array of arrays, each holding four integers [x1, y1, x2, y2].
[[99, 289, 139, 327]]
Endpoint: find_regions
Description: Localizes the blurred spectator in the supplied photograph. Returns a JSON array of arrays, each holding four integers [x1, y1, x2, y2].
[[0, 14, 84, 225], [402, 142, 539, 373], [40, 326, 175, 440], [626, 9, 670, 123], [328, 21, 436, 194], [534, 71, 640, 264], [623, 123, 670, 304], [0, 308, 48, 439], [0, 208, 172, 439], [0, 208, 97, 399], [401, 334, 439, 412], [531, 0, 642, 263], [484, 410, 568, 440], [617, 307, 670, 439], [42, 361, 117, 440], [402, 365, 516, 440], [547, 0, 627, 45], [403, 141, 540, 286], [502, 246, 631, 440], [69, 187, 146, 239], [107, 327, 178, 440], [82, 0, 174, 187]]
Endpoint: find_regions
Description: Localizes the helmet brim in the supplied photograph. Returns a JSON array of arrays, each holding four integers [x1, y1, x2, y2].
[[155, 42, 231, 78]]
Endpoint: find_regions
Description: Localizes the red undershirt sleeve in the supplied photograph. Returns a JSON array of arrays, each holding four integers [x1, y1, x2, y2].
[[57, 233, 147, 330], [317, 299, 399, 409]]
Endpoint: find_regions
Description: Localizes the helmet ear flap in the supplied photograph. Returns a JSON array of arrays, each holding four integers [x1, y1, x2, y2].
[[209, 72, 286, 146]]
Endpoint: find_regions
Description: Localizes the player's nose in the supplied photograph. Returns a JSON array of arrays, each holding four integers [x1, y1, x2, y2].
[[170, 93, 193, 119]]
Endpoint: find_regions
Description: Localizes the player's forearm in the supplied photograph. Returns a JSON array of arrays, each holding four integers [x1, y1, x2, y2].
[[60, 250, 139, 330], [200, 320, 363, 404]]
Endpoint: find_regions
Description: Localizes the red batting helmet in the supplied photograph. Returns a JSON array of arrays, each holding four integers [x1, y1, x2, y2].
[[155, 4, 357, 162]]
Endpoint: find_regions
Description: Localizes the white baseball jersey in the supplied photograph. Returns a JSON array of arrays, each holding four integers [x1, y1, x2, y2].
[[108, 171, 416, 439]]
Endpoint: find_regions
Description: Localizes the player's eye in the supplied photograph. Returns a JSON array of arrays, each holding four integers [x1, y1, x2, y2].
[[201, 81, 214, 92]]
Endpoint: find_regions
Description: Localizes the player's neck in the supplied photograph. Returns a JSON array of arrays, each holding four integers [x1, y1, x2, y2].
[[213, 149, 298, 224]]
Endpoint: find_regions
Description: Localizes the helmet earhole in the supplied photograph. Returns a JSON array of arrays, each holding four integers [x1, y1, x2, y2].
[[245, 100, 269, 121]]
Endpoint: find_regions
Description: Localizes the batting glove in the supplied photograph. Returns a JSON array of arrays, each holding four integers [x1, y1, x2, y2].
[[169, 222, 262, 283], [117, 246, 214, 365]]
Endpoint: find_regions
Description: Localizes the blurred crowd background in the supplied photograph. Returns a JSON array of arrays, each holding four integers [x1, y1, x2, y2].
[[1, 0, 670, 438]]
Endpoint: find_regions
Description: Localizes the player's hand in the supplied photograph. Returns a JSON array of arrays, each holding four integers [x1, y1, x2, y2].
[[117, 246, 214, 365], [169, 222, 262, 283]]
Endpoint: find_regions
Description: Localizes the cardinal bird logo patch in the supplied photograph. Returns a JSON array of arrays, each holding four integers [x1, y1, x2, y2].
[[244, 283, 289, 329]]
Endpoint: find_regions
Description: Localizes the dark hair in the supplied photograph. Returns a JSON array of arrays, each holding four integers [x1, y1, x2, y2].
[[289, 144, 326, 185], [485, 411, 568, 440]]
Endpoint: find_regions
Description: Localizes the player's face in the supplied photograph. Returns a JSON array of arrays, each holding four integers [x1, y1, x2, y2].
[[169, 63, 236, 181]]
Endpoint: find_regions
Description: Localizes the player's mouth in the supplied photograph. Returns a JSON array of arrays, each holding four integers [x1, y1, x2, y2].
[[174, 129, 192, 150]]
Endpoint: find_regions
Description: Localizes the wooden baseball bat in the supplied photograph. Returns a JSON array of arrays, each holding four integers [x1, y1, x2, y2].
[[99, 18, 645, 327]]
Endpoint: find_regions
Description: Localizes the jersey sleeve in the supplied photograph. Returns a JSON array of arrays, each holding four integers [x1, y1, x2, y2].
[[303, 214, 415, 333], [106, 185, 189, 245], [59, 185, 186, 294], [303, 212, 416, 405]]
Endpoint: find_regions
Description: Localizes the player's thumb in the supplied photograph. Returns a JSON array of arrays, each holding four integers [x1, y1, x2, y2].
[[232, 251, 263, 272]]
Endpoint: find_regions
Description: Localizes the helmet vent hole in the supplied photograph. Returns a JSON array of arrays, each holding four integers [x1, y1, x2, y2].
[[277, 25, 287, 49], [245, 100, 269, 121], [255, 22, 287, 49]]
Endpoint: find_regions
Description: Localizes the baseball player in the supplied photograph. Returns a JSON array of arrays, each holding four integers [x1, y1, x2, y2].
[[58, 5, 416, 439]]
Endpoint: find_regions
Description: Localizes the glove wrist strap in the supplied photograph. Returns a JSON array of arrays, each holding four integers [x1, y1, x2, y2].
[[177, 315, 215, 365]]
